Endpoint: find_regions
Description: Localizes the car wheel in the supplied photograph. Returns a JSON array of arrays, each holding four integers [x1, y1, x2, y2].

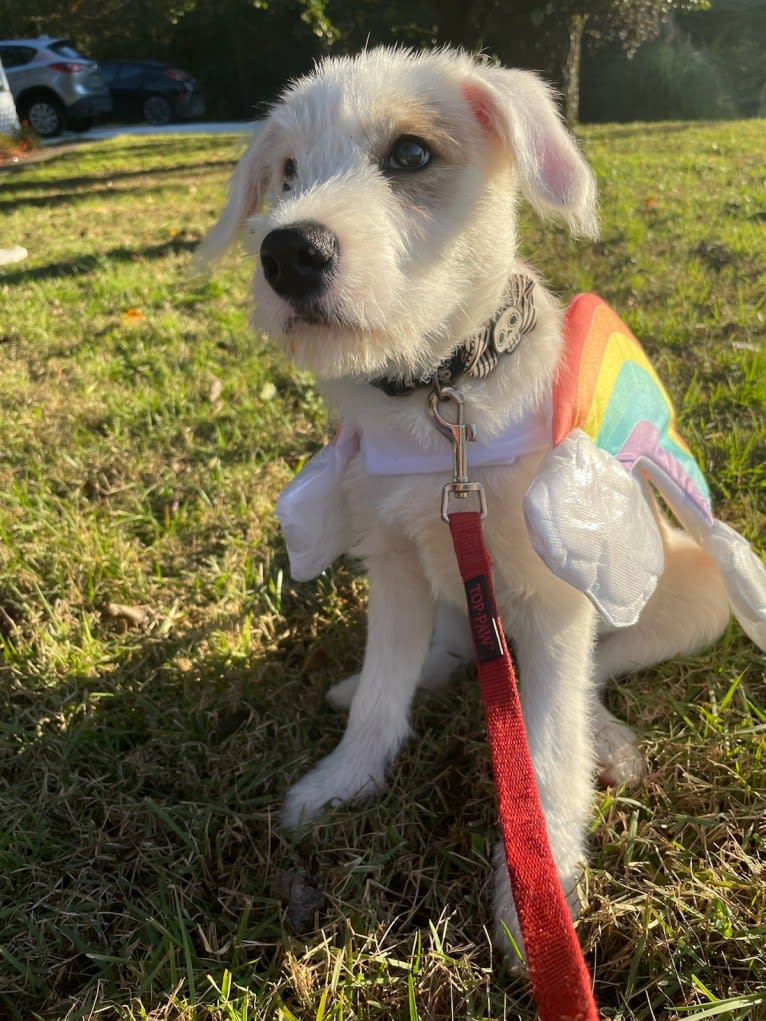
[[21, 94, 65, 137], [143, 95, 172, 125]]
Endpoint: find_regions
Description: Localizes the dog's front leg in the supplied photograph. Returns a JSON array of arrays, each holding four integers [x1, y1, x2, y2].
[[326, 599, 471, 709], [492, 592, 597, 953], [282, 543, 435, 830]]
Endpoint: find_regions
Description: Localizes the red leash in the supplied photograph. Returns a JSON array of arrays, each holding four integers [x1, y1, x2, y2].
[[428, 381, 598, 1019], [448, 510, 599, 1021]]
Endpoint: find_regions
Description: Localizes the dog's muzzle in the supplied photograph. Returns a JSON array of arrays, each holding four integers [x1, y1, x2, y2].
[[260, 221, 338, 305]]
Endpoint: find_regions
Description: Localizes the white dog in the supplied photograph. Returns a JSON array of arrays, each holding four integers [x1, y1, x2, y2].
[[199, 47, 747, 949]]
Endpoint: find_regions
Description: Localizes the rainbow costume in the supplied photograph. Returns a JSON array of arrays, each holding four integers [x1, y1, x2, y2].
[[277, 293, 766, 649], [526, 294, 765, 642]]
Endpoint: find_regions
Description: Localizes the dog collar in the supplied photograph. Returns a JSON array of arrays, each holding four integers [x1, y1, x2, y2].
[[370, 274, 536, 396]]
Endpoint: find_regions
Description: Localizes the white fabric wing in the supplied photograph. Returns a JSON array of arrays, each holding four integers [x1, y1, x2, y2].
[[702, 520, 766, 650], [275, 428, 358, 581], [523, 430, 664, 627]]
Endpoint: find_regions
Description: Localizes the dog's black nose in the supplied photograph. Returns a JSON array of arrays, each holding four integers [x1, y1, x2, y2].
[[260, 222, 338, 300]]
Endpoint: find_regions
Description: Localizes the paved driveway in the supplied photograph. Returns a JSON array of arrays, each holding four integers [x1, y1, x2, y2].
[[47, 121, 256, 145]]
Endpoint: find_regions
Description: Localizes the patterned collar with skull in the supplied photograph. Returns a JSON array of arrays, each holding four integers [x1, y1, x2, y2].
[[369, 275, 537, 397]]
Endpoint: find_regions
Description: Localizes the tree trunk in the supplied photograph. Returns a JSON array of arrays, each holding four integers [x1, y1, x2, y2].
[[563, 13, 588, 129]]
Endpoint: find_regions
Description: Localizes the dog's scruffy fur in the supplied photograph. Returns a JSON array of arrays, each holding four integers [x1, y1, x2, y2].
[[200, 47, 730, 951]]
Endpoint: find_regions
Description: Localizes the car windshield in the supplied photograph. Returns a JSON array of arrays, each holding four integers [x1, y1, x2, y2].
[[49, 40, 90, 61]]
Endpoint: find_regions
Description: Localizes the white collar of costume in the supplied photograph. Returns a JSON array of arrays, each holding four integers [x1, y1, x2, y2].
[[359, 397, 550, 475]]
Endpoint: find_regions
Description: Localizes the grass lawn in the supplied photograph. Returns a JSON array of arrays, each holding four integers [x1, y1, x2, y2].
[[0, 121, 764, 1020]]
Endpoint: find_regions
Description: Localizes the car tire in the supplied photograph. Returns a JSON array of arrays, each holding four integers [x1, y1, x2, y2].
[[20, 93, 65, 137], [143, 95, 172, 125]]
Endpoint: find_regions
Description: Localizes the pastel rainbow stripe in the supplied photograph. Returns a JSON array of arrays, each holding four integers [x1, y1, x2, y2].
[[554, 293, 712, 517]]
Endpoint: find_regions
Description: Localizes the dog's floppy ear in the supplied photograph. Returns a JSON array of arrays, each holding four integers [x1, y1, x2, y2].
[[463, 67, 598, 238], [194, 126, 273, 268]]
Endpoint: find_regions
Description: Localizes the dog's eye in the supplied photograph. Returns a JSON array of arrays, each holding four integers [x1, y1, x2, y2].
[[384, 136, 431, 171], [283, 157, 297, 192]]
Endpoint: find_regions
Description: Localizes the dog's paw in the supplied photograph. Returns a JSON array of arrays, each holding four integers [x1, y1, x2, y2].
[[326, 673, 360, 710], [492, 840, 583, 970], [493, 894, 527, 972], [493, 840, 529, 968], [281, 745, 387, 830], [594, 704, 646, 786]]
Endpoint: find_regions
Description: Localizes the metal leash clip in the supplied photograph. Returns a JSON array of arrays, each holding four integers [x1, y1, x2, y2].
[[428, 381, 487, 523]]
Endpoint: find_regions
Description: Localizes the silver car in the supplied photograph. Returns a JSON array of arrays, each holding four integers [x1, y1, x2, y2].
[[0, 36, 111, 137]]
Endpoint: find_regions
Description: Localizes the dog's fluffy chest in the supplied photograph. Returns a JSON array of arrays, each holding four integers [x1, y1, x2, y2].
[[341, 440, 549, 605]]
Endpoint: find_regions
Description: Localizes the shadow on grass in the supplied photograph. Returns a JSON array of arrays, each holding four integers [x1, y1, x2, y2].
[[0, 557, 509, 1019], [0, 563, 430, 1018], [580, 121, 705, 141], [0, 235, 202, 284], [0, 157, 238, 206]]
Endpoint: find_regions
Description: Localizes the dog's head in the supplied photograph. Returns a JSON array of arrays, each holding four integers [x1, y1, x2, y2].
[[198, 47, 597, 381]]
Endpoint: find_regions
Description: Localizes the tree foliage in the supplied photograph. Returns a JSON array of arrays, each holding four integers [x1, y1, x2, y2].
[[0, 0, 756, 123], [490, 0, 712, 125], [676, 0, 766, 115]]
